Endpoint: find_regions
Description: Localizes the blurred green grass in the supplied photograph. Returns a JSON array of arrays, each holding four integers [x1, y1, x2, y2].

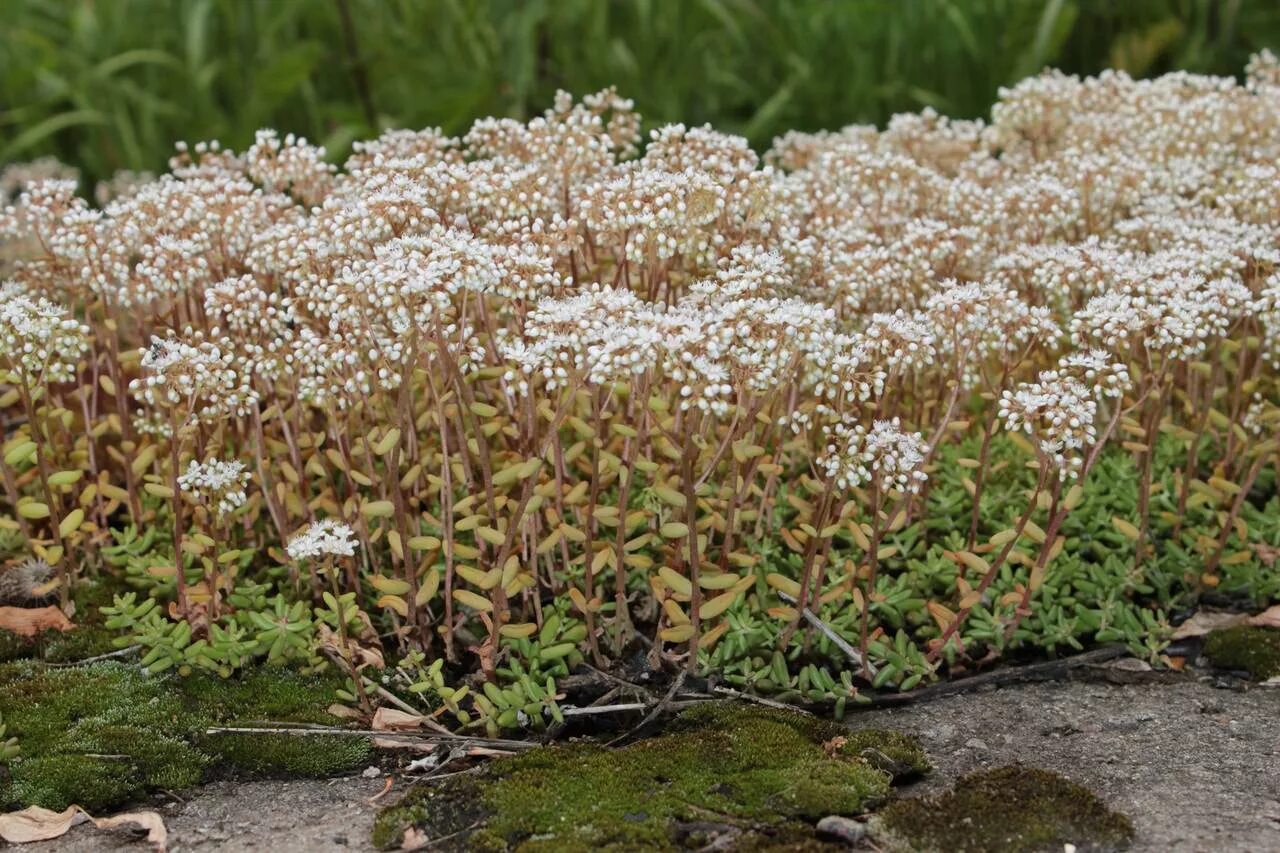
[[2, 0, 1277, 184]]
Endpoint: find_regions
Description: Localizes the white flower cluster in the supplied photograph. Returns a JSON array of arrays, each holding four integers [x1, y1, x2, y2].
[[177, 458, 250, 515], [132, 334, 250, 419], [820, 417, 929, 494], [999, 373, 1099, 478], [286, 518, 358, 561], [0, 288, 88, 384]]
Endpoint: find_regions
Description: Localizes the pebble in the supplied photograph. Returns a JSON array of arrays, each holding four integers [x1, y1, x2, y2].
[[816, 816, 867, 844], [361, 766, 381, 778], [922, 722, 957, 742]]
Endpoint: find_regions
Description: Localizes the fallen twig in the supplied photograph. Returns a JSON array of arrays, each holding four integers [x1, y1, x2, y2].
[[362, 678, 455, 735], [46, 645, 141, 668], [367, 776, 394, 803], [711, 685, 813, 714], [777, 592, 877, 676], [560, 702, 648, 716], [204, 724, 538, 751], [608, 669, 687, 746], [859, 645, 1129, 707]]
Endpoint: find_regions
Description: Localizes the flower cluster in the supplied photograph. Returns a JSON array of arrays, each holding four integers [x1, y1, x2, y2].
[[0, 289, 88, 385], [286, 519, 358, 561], [999, 373, 1098, 478], [177, 459, 250, 516]]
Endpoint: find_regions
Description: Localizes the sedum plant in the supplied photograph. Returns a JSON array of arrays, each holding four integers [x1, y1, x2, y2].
[[2, 57, 1280, 717]]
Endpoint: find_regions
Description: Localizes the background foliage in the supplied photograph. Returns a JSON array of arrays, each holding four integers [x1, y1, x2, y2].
[[3, 0, 1279, 186]]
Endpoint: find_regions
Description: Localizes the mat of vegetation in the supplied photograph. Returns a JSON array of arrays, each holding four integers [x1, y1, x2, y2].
[[372, 703, 928, 851], [2, 45, 1280, 821], [372, 703, 1150, 852], [0, 660, 368, 814]]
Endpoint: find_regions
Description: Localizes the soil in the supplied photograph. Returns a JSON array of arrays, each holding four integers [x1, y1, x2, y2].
[[6, 675, 1278, 852]]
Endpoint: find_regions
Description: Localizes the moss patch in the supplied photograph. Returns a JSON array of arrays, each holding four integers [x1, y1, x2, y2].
[[375, 704, 923, 851], [0, 625, 119, 665], [0, 630, 33, 664], [874, 766, 1134, 853], [837, 728, 932, 782], [1203, 625, 1280, 680], [0, 661, 369, 812]]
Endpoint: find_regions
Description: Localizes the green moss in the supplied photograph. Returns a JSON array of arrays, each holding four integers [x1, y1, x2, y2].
[[39, 626, 118, 663], [0, 661, 206, 812], [0, 625, 119, 665], [181, 666, 349, 723], [0, 660, 361, 812], [8, 755, 142, 813], [875, 766, 1135, 853], [376, 703, 922, 851], [838, 728, 932, 782], [0, 630, 35, 663], [371, 775, 491, 850], [207, 732, 370, 776], [1203, 626, 1280, 680]]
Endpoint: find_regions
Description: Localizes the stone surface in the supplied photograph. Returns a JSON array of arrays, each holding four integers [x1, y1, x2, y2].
[[856, 678, 1280, 853]]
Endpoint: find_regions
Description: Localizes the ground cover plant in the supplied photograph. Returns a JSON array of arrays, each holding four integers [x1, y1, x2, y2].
[[2, 51, 1280, 779], [372, 704, 928, 850]]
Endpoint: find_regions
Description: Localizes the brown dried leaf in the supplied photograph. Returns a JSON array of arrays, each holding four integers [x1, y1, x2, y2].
[[327, 703, 363, 720], [1247, 604, 1280, 629], [0, 805, 166, 851], [1252, 542, 1280, 567], [372, 707, 428, 732], [316, 623, 385, 669], [401, 826, 430, 850], [0, 605, 73, 638], [1170, 611, 1248, 640]]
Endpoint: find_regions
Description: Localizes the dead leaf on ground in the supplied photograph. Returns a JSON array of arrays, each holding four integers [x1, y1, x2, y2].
[[317, 623, 385, 669], [1247, 604, 1280, 629], [327, 703, 363, 720], [1170, 611, 1248, 640], [821, 735, 847, 757], [0, 605, 73, 638], [372, 707, 430, 732], [0, 805, 166, 851], [400, 826, 429, 850]]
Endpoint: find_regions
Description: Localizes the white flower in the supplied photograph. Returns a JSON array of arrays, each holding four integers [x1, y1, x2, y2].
[[177, 459, 250, 516], [286, 519, 359, 561]]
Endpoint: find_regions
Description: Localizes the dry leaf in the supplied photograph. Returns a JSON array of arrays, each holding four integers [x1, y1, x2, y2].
[[401, 826, 430, 850], [0, 806, 77, 844], [1170, 611, 1248, 640], [91, 811, 168, 850], [1247, 604, 1280, 629], [0, 805, 166, 851], [327, 703, 363, 720], [372, 707, 428, 732], [317, 623, 385, 669], [0, 605, 73, 638]]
